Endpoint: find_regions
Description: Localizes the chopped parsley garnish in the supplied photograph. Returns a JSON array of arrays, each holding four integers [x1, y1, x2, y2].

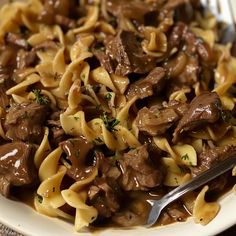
[[75, 150, 80, 158], [104, 93, 112, 101], [74, 116, 80, 121], [37, 194, 43, 204], [33, 89, 49, 105], [80, 74, 86, 80], [54, 73, 62, 80], [94, 137, 103, 143], [100, 112, 120, 132], [181, 154, 189, 160], [21, 111, 29, 119], [221, 110, 233, 122]]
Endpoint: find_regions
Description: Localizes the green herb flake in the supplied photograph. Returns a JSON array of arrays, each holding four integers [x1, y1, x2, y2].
[[37, 194, 43, 204], [100, 112, 120, 132], [74, 116, 80, 121], [21, 111, 29, 119], [94, 137, 103, 143], [104, 93, 112, 101], [54, 73, 62, 80], [181, 154, 189, 161], [174, 177, 179, 185], [33, 89, 49, 105], [80, 74, 86, 80], [75, 150, 80, 158]]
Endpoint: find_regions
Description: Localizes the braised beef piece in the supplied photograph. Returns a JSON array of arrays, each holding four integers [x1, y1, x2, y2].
[[126, 67, 166, 100], [33, 40, 59, 51], [192, 145, 236, 193], [88, 177, 121, 218], [106, 31, 156, 76], [5, 32, 29, 50], [47, 111, 68, 147], [95, 151, 121, 180], [231, 41, 236, 57], [54, 15, 76, 29], [0, 45, 18, 68], [93, 50, 115, 74], [60, 137, 95, 181], [192, 145, 236, 177], [0, 71, 15, 109], [112, 210, 145, 226], [16, 49, 36, 69], [4, 102, 48, 144], [163, 0, 192, 10], [138, 133, 162, 161], [38, 0, 77, 29], [159, 202, 189, 225], [169, 22, 186, 48], [173, 92, 221, 143], [0, 142, 37, 197], [118, 145, 163, 191], [176, 55, 200, 86], [106, 0, 155, 24], [170, 22, 213, 61], [164, 100, 189, 117], [136, 106, 179, 136]]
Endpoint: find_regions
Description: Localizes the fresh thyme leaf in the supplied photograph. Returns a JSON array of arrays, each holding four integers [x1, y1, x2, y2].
[[104, 93, 112, 101], [37, 194, 43, 204], [100, 112, 120, 132], [33, 89, 49, 105]]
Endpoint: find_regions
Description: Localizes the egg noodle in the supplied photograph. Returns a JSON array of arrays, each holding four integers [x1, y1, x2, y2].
[[0, 0, 236, 232]]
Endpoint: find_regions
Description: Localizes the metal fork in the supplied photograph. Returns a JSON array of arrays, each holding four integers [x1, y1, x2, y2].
[[146, 0, 236, 227], [146, 154, 236, 227]]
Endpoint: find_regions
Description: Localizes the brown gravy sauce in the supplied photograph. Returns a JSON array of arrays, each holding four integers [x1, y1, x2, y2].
[[10, 176, 236, 233]]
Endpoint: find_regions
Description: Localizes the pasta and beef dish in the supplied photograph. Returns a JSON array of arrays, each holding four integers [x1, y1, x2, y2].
[[0, 0, 236, 231]]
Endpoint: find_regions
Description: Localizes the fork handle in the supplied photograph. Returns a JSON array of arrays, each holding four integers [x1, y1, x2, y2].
[[163, 155, 236, 206]]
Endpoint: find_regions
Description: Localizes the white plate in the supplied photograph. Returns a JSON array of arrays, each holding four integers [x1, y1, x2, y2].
[[1, 0, 236, 235], [0, 190, 236, 236]]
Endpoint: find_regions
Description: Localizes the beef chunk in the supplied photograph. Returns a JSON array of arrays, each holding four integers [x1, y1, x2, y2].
[[192, 145, 236, 177], [106, 31, 156, 76], [95, 151, 121, 180], [88, 177, 121, 218], [4, 102, 47, 144], [126, 67, 166, 100], [16, 49, 36, 69], [47, 111, 68, 147], [176, 55, 200, 86], [0, 71, 14, 109], [118, 145, 162, 191], [106, 0, 155, 24], [231, 41, 236, 57], [164, 100, 189, 117], [136, 106, 179, 136], [5, 32, 29, 50], [112, 210, 145, 226], [38, 0, 77, 28], [169, 22, 187, 48], [93, 49, 115, 74], [60, 137, 95, 181], [0, 142, 37, 197], [33, 40, 59, 51], [173, 92, 221, 143]]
